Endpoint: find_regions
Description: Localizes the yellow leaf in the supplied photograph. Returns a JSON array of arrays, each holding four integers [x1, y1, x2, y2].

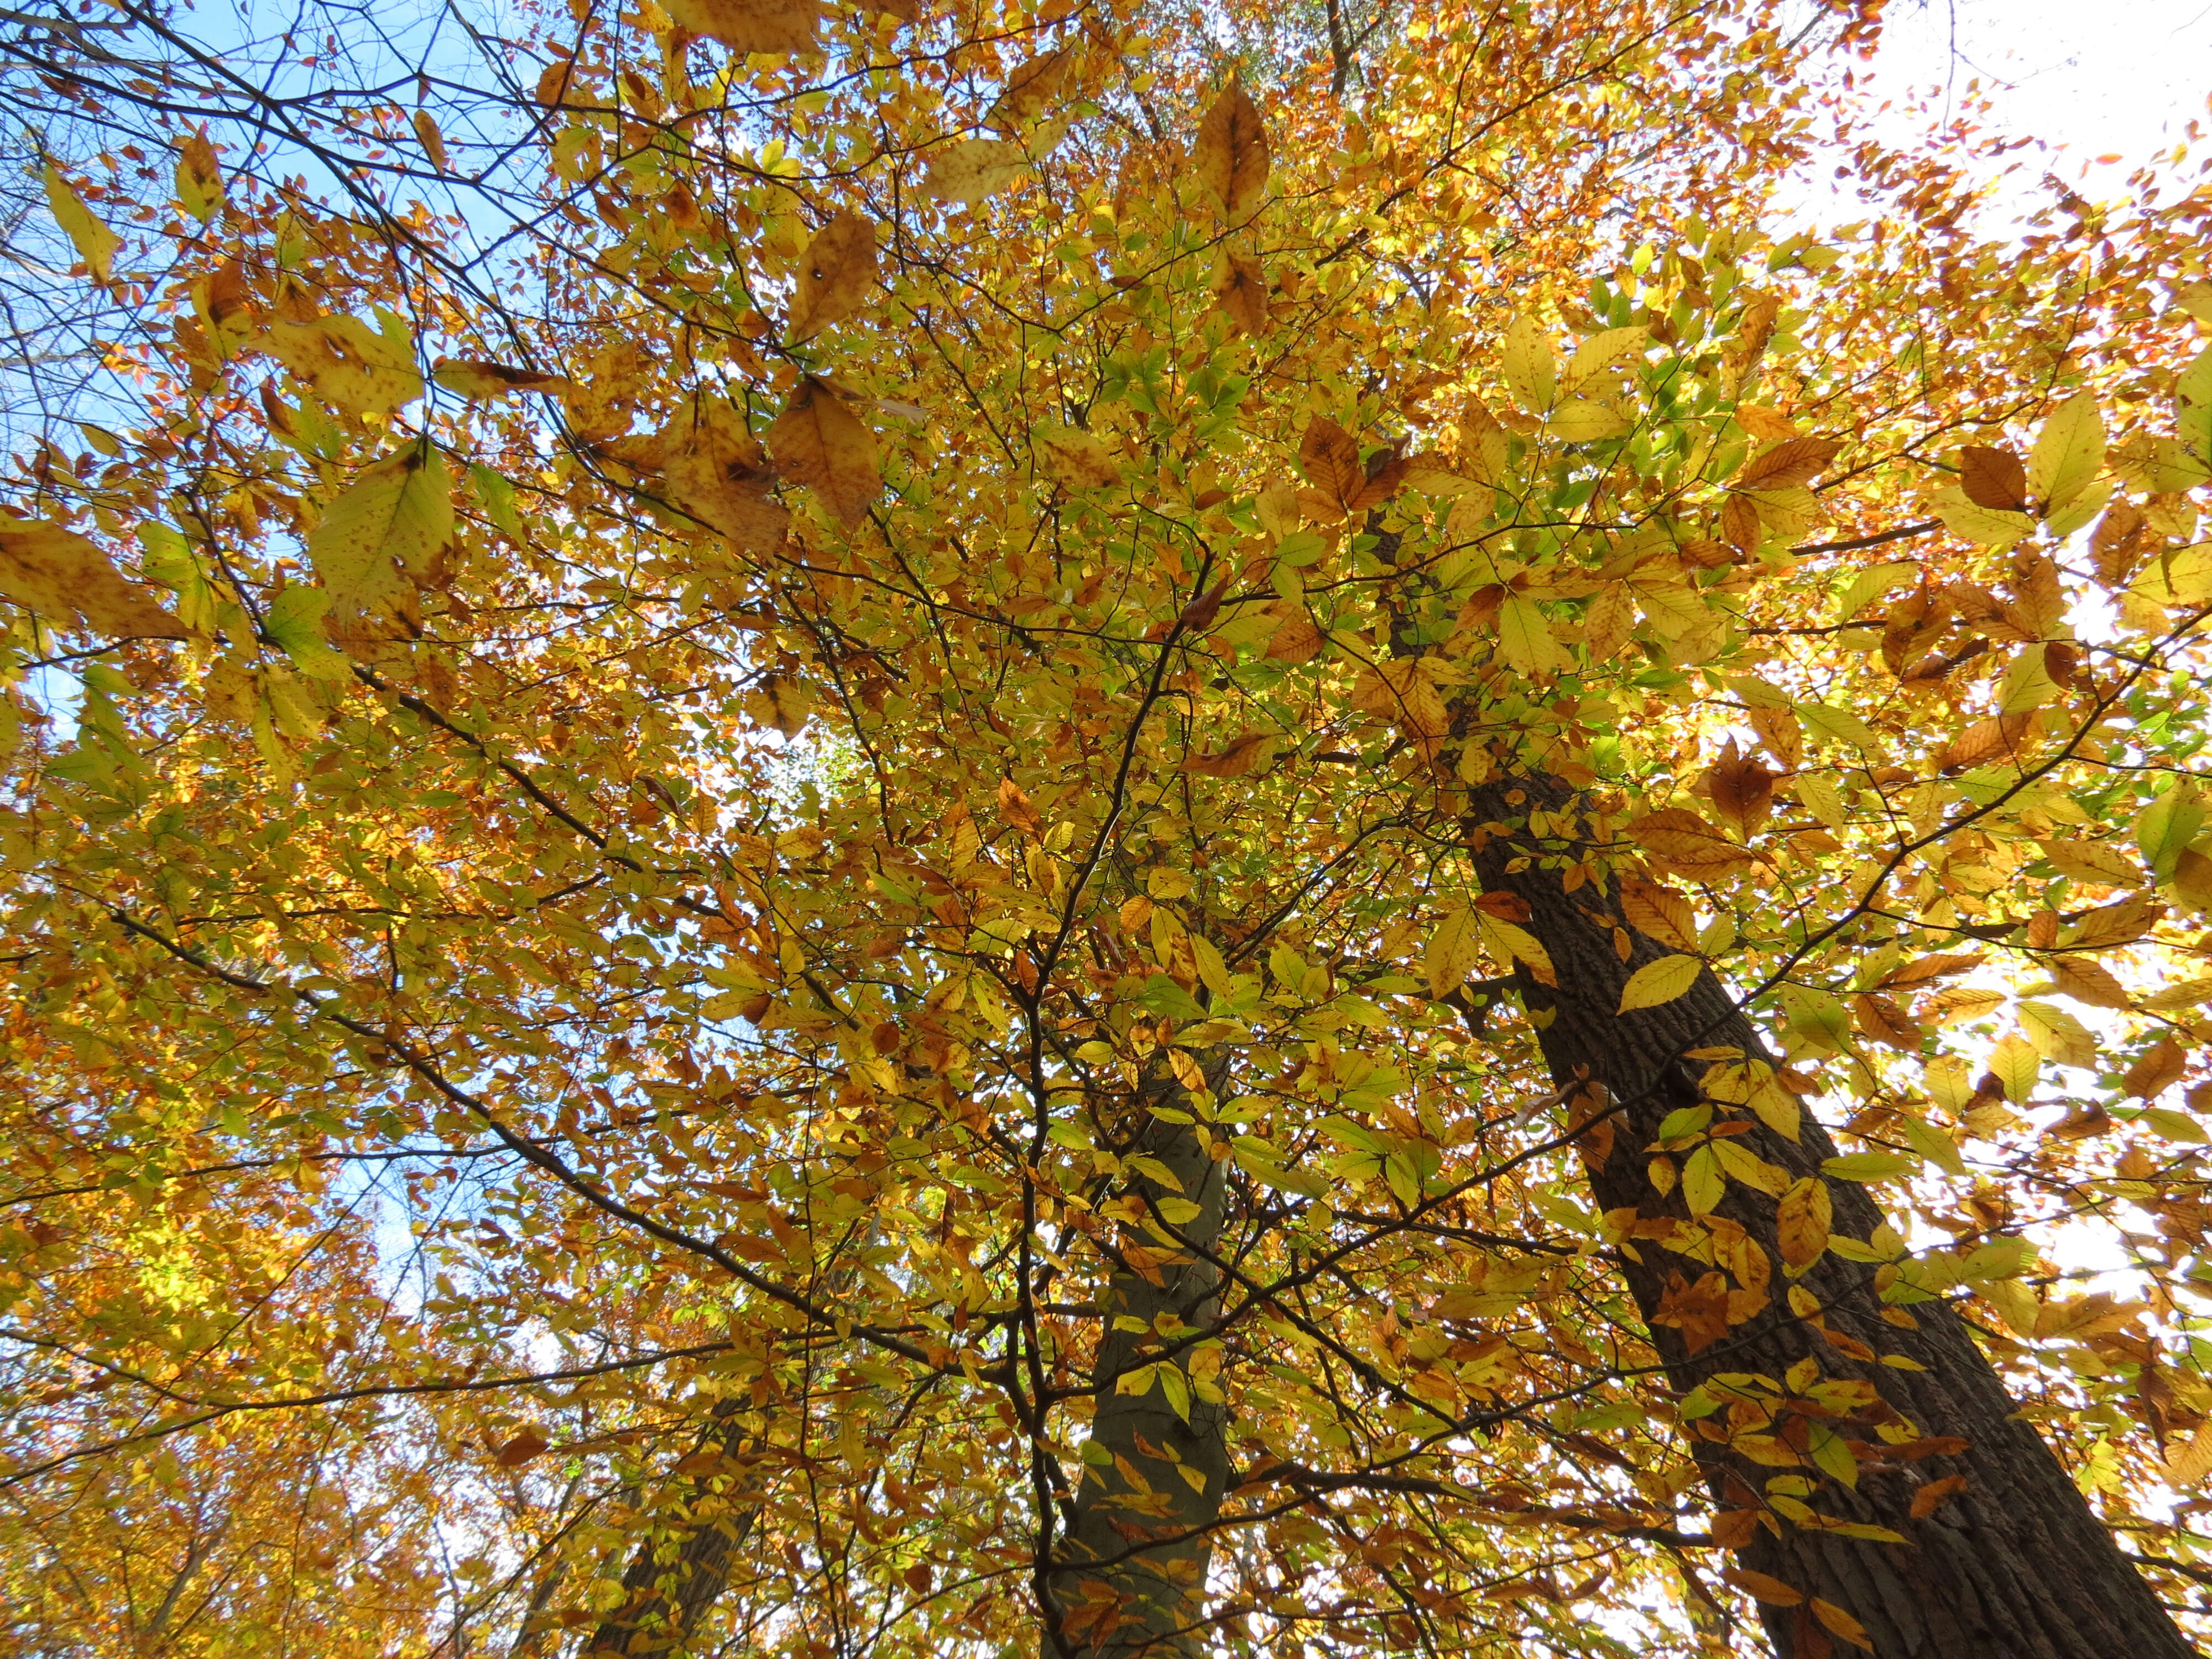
[[662, 0, 822, 55], [1681, 1144, 1723, 1214], [1628, 807, 1754, 880], [264, 312, 423, 418], [1190, 934, 1233, 1000], [785, 210, 878, 343], [1563, 325, 1647, 389], [1035, 424, 1120, 492], [432, 359, 572, 400], [1932, 489, 2033, 551], [1478, 913, 1555, 988], [2028, 392, 2104, 513], [43, 163, 119, 284], [412, 109, 450, 173], [986, 45, 1072, 132], [1426, 902, 1478, 997], [1501, 315, 1557, 412], [745, 673, 813, 736], [1192, 77, 1269, 223], [1811, 1598, 1874, 1652], [927, 139, 1025, 207], [1548, 398, 1627, 442], [175, 131, 224, 221], [1997, 645, 2059, 715], [661, 401, 790, 551], [2016, 1000, 2096, 1070], [1618, 953, 1700, 1013], [769, 377, 881, 525], [2167, 1423, 2212, 1488], [1496, 591, 1563, 676], [0, 518, 184, 639], [307, 442, 454, 627]]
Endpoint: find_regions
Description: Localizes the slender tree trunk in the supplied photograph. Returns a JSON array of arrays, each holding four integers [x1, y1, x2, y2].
[[581, 1405, 760, 1658], [1466, 767, 2195, 1658], [1048, 1065, 1233, 1659]]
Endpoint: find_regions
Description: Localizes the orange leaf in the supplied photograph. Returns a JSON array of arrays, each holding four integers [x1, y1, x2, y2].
[[998, 779, 1044, 839], [1910, 1474, 1967, 1519], [1959, 444, 2027, 512], [1721, 1567, 1803, 1606]]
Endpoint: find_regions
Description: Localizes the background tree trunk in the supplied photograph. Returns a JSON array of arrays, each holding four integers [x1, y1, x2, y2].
[[1467, 769, 2195, 1658], [1049, 1067, 1233, 1659], [581, 1405, 760, 1658]]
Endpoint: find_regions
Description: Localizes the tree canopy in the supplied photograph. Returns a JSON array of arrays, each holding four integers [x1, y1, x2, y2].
[[5, 2, 2212, 1656]]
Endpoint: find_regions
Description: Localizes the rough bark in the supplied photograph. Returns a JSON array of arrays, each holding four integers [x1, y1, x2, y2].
[[1468, 768, 2196, 1659], [1048, 1064, 1233, 1659], [581, 1405, 761, 1658]]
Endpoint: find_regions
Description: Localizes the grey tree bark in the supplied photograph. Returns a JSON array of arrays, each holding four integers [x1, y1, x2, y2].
[[1465, 767, 2197, 1658], [1047, 1063, 1233, 1659]]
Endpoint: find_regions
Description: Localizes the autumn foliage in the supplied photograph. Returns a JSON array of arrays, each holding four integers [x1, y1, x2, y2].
[[5, 1, 2212, 1656]]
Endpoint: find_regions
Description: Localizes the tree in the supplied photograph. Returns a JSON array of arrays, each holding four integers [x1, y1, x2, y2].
[[4, 1, 2212, 1656]]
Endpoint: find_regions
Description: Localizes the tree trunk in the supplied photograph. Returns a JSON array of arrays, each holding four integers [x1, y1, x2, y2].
[[581, 1406, 760, 1658], [1048, 1065, 1233, 1659], [1466, 768, 2195, 1658]]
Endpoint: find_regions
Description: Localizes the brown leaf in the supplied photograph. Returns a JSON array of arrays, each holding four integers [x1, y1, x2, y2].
[[413, 108, 450, 173], [1677, 538, 1736, 569], [1878, 952, 1985, 989], [1175, 576, 1231, 634], [998, 778, 1044, 838], [2045, 955, 2132, 1010], [1852, 993, 1923, 1050], [1182, 733, 1271, 778], [663, 0, 822, 56], [769, 376, 881, 525], [785, 210, 878, 343], [2125, 1040, 2188, 1101], [496, 1427, 550, 1468], [1735, 436, 1840, 490], [1720, 492, 1761, 554], [0, 518, 186, 639], [1959, 444, 2028, 512], [1627, 807, 1754, 880], [1211, 252, 1269, 336], [1298, 416, 1365, 513], [1908, 1474, 1967, 1520], [1193, 76, 1269, 222], [1704, 739, 1777, 834]]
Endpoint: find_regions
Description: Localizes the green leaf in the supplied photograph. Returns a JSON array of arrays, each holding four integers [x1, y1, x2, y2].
[[2028, 392, 2104, 512], [2136, 791, 2206, 881], [308, 442, 453, 625], [263, 586, 353, 680]]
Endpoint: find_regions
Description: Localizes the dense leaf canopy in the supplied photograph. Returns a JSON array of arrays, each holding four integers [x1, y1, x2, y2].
[[4, 1, 2212, 1656]]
